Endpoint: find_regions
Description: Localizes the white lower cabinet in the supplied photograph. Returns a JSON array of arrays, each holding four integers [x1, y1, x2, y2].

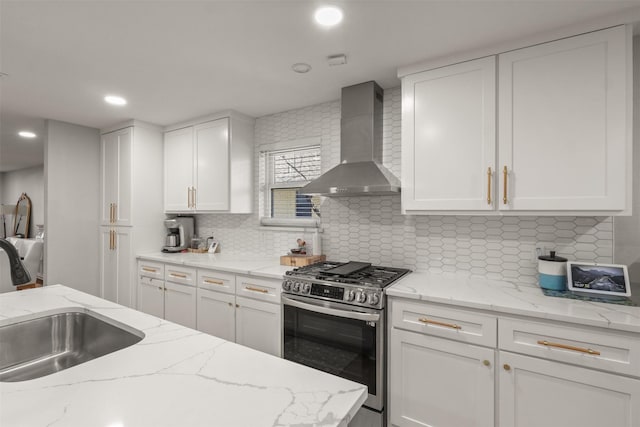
[[195, 270, 282, 357], [164, 281, 197, 329], [235, 295, 281, 357], [138, 261, 282, 357], [100, 226, 132, 306], [499, 351, 640, 427], [196, 287, 235, 342], [136, 262, 196, 329], [389, 298, 640, 427], [390, 329, 495, 427]]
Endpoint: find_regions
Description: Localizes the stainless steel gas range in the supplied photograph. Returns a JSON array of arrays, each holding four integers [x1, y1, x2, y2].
[[281, 261, 410, 426]]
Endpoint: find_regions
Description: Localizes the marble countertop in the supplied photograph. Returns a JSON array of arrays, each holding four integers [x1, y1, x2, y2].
[[388, 271, 640, 334], [137, 252, 290, 279], [0, 286, 367, 427]]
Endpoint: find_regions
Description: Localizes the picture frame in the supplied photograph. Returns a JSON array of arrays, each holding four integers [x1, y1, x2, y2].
[[566, 262, 631, 298]]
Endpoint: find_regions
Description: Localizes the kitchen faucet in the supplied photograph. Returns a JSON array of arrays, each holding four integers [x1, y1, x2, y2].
[[0, 238, 32, 286]]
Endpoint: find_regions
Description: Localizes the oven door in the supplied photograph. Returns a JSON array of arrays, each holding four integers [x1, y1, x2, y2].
[[282, 294, 384, 411]]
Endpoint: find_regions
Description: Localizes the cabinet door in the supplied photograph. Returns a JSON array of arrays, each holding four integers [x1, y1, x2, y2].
[[194, 118, 230, 211], [196, 287, 235, 341], [101, 128, 132, 225], [389, 329, 494, 427], [498, 26, 629, 211], [164, 126, 194, 212], [235, 296, 281, 357], [402, 56, 496, 212], [113, 228, 132, 307], [164, 281, 196, 329], [100, 227, 117, 302], [138, 276, 165, 318], [499, 351, 640, 427]]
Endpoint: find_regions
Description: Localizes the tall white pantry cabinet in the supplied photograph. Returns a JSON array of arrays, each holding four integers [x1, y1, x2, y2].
[[401, 25, 632, 215], [100, 122, 165, 308]]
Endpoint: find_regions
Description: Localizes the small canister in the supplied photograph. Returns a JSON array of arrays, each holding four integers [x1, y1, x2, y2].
[[538, 251, 568, 291]]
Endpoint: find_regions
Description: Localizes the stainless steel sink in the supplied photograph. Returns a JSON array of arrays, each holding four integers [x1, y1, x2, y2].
[[0, 309, 144, 382]]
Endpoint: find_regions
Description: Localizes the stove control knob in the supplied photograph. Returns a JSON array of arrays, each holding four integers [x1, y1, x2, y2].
[[345, 290, 355, 301], [368, 293, 380, 305], [282, 280, 292, 291], [355, 291, 367, 303], [293, 282, 301, 292], [302, 283, 311, 294]]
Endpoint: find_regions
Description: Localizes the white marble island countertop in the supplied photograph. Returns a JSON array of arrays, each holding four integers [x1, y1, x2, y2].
[[0, 286, 367, 427], [388, 271, 640, 334]]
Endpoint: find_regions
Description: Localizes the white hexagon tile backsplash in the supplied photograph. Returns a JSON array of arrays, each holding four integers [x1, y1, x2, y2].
[[196, 87, 613, 286]]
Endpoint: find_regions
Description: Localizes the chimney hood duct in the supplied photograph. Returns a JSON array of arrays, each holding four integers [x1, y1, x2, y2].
[[300, 81, 400, 196]]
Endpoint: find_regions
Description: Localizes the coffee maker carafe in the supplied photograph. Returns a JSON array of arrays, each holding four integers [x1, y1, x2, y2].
[[162, 217, 194, 252]]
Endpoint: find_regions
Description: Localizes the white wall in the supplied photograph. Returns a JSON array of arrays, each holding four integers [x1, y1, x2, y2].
[[0, 165, 45, 238], [614, 35, 640, 290], [44, 120, 100, 295]]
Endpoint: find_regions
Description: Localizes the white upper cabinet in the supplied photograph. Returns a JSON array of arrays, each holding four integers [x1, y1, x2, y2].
[[401, 25, 632, 215], [402, 56, 496, 212], [498, 25, 630, 213], [194, 119, 230, 211], [164, 126, 194, 212], [164, 112, 254, 214], [101, 127, 132, 225]]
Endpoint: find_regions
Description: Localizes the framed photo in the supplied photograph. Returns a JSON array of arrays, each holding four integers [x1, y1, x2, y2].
[[567, 262, 631, 297]]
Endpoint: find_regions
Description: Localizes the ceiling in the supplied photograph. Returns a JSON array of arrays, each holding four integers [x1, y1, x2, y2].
[[2, 0, 640, 172]]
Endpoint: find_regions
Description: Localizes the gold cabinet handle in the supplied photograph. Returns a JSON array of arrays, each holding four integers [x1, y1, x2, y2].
[[503, 364, 511, 371], [487, 167, 492, 205], [108, 230, 112, 250], [502, 166, 508, 204], [192, 187, 196, 209], [235, 303, 240, 308], [537, 340, 601, 356], [418, 317, 461, 330], [112, 230, 116, 250], [245, 286, 268, 294], [483, 360, 491, 367], [170, 273, 187, 279], [142, 267, 157, 273], [158, 286, 163, 291], [109, 203, 113, 223], [205, 279, 225, 285], [228, 302, 233, 307]]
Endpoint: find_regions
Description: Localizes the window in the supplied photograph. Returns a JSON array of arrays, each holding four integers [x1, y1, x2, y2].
[[262, 145, 321, 226]]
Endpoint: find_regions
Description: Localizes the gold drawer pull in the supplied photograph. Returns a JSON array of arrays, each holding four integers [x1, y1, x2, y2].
[[205, 279, 224, 285], [170, 273, 187, 279], [503, 364, 511, 371], [487, 167, 492, 205], [502, 166, 508, 204], [537, 340, 601, 355], [245, 286, 268, 294], [418, 317, 461, 330], [142, 267, 157, 273]]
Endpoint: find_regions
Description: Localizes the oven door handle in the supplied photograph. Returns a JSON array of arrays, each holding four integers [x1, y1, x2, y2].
[[282, 295, 380, 322]]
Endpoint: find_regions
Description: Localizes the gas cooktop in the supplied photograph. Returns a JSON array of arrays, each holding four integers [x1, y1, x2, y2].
[[286, 261, 410, 288], [283, 261, 411, 309]]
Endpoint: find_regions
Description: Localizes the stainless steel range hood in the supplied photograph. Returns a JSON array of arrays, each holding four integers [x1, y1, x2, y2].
[[300, 81, 400, 196]]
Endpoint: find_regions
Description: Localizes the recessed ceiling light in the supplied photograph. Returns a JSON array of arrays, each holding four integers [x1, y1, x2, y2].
[[292, 63, 312, 73], [18, 131, 36, 138], [104, 95, 127, 106], [314, 6, 343, 27]]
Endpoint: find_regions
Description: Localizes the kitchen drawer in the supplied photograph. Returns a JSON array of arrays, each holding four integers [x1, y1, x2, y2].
[[235, 275, 281, 304], [391, 299, 497, 347], [139, 275, 164, 288], [138, 261, 164, 279], [499, 317, 640, 378], [164, 264, 197, 287], [197, 269, 236, 295]]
